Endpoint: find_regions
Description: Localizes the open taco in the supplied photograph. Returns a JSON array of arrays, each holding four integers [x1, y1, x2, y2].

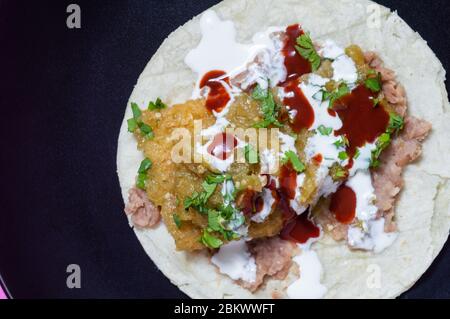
[[117, 0, 450, 298]]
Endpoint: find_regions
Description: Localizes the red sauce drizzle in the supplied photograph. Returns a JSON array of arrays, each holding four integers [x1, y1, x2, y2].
[[281, 211, 321, 244], [312, 153, 323, 165], [329, 185, 356, 224], [334, 85, 389, 158], [278, 163, 297, 201], [282, 79, 315, 132], [282, 24, 312, 81], [238, 177, 279, 217], [206, 133, 237, 160], [199, 70, 230, 113], [238, 189, 264, 216]]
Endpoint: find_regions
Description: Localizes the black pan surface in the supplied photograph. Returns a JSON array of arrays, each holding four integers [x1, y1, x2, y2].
[[0, 0, 449, 298]]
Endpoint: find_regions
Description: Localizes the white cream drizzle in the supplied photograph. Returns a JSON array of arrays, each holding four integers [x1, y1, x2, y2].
[[251, 188, 276, 223], [346, 171, 398, 252], [185, 11, 261, 78], [332, 55, 358, 84], [211, 239, 257, 283], [287, 238, 327, 299], [319, 39, 345, 60]]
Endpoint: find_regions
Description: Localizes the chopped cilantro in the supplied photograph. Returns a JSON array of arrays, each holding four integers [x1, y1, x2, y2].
[[322, 83, 350, 108], [370, 133, 391, 167], [205, 174, 231, 184], [127, 118, 138, 133], [148, 98, 167, 111], [136, 158, 152, 190], [244, 144, 259, 164], [136, 173, 147, 190], [317, 125, 333, 136], [139, 123, 154, 140], [295, 33, 321, 71], [127, 102, 155, 139], [131, 102, 142, 119], [282, 150, 306, 173], [388, 113, 404, 134], [173, 214, 182, 229], [338, 151, 348, 160], [252, 84, 282, 128], [333, 136, 349, 149], [333, 166, 347, 179], [365, 72, 382, 92], [200, 229, 223, 249], [138, 158, 152, 174]]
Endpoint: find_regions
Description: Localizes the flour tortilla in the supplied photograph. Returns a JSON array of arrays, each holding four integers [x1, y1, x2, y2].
[[116, 0, 450, 298]]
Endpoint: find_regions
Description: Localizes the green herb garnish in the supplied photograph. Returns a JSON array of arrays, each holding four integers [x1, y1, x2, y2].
[[338, 151, 348, 160], [138, 158, 152, 173], [148, 98, 167, 111], [388, 113, 404, 134], [200, 229, 223, 249], [184, 174, 231, 214], [127, 102, 155, 139], [295, 33, 321, 71], [244, 145, 259, 164], [131, 102, 142, 119], [252, 84, 282, 128], [282, 150, 306, 173], [370, 133, 391, 168], [333, 136, 349, 149], [365, 72, 382, 92], [322, 83, 350, 109], [136, 158, 152, 190], [317, 125, 333, 136], [173, 214, 182, 229]]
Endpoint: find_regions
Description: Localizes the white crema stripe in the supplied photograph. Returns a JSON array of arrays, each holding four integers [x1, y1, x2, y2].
[[211, 240, 257, 283]]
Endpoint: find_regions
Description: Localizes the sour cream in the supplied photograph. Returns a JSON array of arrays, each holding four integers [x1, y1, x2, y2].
[[211, 239, 257, 283], [287, 240, 327, 299]]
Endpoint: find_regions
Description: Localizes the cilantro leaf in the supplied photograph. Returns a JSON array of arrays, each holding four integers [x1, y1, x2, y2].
[[252, 84, 282, 128], [295, 33, 321, 71], [128, 102, 156, 139], [322, 83, 350, 109], [317, 125, 332, 136], [365, 72, 382, 92], [136, 158, 152, 190], [131, 102, 142, 119], [173, 214, 182, 229], [333, 136, 349, 149], [282, 150, 306, 173], [388, 113, 404, 134], [139, 123, 154, 140], [136, 173, 147, 190], [127, 118, 138, 133], [148, 98, 167, 111], [370, 133, 391, 168], [207, 210, 223, 232], [338, 151, 348, 160], [138, 158, 152, 174], [200, 229, 223, 249], [205, 174, 231, 184], [244, 145, 259, 164]]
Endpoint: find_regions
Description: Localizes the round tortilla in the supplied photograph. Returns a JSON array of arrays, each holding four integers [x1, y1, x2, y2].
[[117, 0, 450, 298]]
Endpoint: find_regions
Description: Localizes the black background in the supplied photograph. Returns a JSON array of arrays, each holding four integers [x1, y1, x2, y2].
[[0, 0, 448, 299]]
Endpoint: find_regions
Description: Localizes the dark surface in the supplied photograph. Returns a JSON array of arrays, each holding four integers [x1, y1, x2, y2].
[[0, 0, 448, 299]]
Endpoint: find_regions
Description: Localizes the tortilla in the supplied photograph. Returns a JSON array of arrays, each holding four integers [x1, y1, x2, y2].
[[117, 0, 450, 298]]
